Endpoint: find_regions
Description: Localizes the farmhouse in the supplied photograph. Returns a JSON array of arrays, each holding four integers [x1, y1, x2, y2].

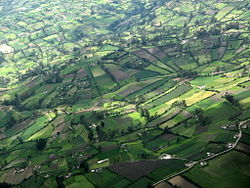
[[97, 158, 109, 164], [207, 152, 214, 157], [89, 123, 97, 129], [200, 161, 207, 167], [233, 133, 240, 139], [159, 154, 172, 160], [227, 143, 234, 148]]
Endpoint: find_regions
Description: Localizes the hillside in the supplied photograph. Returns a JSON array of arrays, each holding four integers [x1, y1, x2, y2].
[[0, 0, 250, 187]]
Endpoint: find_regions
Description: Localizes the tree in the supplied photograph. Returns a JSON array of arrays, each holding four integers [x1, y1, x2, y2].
[[172, 100, 187, 108], [194, 108, 211, 126], [101, 121, 105, 127], [96, 126, 107, 140], [18, 137, 23, 144], [88, 131, 94, 141], [224, 93, 239, 106], [14, 94, 21, 106], [70, 115, 80, 125], [79, 161, 89, 172], [0, 182, 11, 188], [140, 108, 150, 121], [80, 115, 85, 123], [36, 138, 47, 150]]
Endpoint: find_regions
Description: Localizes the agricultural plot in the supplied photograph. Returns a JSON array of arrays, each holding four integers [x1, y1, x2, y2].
[[148, 160, 187, 181], [109, 160, 170, 181], [91, 65, 117, 93], [63, 175, 94, 188], [0, 0, 249, 187], [144, 85, 191, 109], [85, 169, 130, 188], [182, 90, 216, 106], [184, 151, 250, 188], [144, 133, 179, 151], [168, 176, 199, 188]]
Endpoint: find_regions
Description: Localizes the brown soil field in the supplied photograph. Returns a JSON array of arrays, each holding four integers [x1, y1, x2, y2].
[[195, 125, 208, 134], [218, 47, 227, 59], [52, 115, 65, 126], [109, 160, 168, 181], [133, 49, 157, 62], [236, 142, 250, 154], [146, 47, 166, 59], [155, 181, 174, 188], [64, 73, 75, 79], [75, 68, 87, 80], [4, 166, 33, 185], [118, 85, 142, 97], [179, 110, 192, 118], [168, 176, 199, 188], [101, 144, 117, 152], [160, 133, 177, 141], [52, 122, 67, 136]]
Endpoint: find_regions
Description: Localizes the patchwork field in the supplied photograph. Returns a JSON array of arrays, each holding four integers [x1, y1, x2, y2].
[[0, 0, 249, 187]]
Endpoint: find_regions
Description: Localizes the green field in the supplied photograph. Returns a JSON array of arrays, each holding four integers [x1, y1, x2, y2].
[[184, 151, 250, 188]]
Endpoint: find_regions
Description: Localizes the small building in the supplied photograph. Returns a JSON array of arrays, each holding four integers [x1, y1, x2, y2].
[[206, 152, 214, 157], [220, 125, 228, 129], [91, 168, 102, 173], [242, 124, 247, 129], [233, 133, 240, 139], [15, 168, 24, 174], [64, 173, 72, 179], [228, 124, 236, 129], [200, 161, 207, 167], [89, 123, 97, 129], [97, 158, 109, 164], [197, 85, 206, 89], [159, 154, 172, 160], [227, 143, 234, 148], [185, 161, 196, 167]]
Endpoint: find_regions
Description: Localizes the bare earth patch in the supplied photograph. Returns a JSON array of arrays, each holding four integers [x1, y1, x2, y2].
[[168, 176, 199, 188], [0, 133, 6, 139], [236, 142, 250, 154], [155, 181, 174, 188], [118, 85, 142, 97], [146, 47, 166, 59], [133, 49, 157, 62], [4, 166, 33, 185], [0, 44, 14, 54], [160, 133, 177, 141]]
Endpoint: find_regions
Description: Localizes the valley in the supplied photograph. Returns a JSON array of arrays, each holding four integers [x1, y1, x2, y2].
[[0, 0, 249, 187]]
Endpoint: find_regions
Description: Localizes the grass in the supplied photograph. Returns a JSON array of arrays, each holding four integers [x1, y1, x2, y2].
[[144, 85, 191, 109], [204, 101, 241, 129], [148, 159, 187, 181], [64, 175, 94, 188], [184, 151, 250, 188], [170, 123, 197, 137], [127, 177, 153, 188], [85, 170, 130, 188], [20, 116, 49, 140]]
